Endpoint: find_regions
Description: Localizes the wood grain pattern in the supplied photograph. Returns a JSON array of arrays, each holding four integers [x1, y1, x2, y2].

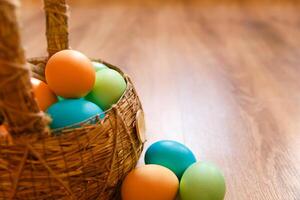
[[21, 1, 300, 199]]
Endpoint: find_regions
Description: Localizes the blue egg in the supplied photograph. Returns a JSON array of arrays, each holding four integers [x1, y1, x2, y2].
[[47, 99, 105, 129], [145, 140, 196, 179]]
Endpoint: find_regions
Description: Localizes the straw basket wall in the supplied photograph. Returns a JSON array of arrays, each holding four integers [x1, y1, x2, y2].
[[0, 0, 145, 199]]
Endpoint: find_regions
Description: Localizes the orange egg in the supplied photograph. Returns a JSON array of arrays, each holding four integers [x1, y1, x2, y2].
[[31, 78, 58, 111], [121, 165, 179, 200], [0, 125, 8, 136], [45, 50, 95, 98], [0, 125, 12, 144]]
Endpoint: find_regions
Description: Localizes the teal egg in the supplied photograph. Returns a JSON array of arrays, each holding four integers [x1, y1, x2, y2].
[[144, 140, 196, 179], [92, 61, 108, 72], [47, 99, 105, 129], [180, 162, 226, 200]]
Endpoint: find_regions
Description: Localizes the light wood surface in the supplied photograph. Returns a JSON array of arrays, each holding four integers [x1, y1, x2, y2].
[[21, 1, 300, 199]]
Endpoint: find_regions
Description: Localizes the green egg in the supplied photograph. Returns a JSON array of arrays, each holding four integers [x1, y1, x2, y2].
[[180, 162, 226, 200], [85, 68, 126, 110], [92, 61, 108, 72], [57, 96, 65, 101]]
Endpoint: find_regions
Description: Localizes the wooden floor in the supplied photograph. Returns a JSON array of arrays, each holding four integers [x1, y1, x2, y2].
[[22, 1, 300, 199]]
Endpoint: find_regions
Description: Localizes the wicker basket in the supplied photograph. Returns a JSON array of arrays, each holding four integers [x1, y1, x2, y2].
[[0, 0, 145, 199]]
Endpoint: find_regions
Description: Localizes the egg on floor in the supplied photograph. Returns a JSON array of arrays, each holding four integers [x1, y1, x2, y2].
[[180, 162, 226, 200], [85, 68, 126, 110], [47, 99, 104, 130], [145, 140, 196, 179], [31, 77, 58, 111], [121, 164, 179, 200], [45, 50, 95, 98]]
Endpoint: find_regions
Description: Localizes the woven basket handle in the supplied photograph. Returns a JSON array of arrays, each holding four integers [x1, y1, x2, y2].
[[0, 0, 49, 136], [44, 0, 69, 57]]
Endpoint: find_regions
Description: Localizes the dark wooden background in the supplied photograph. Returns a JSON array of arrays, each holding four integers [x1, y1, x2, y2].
[[22, 0, 300, 199]]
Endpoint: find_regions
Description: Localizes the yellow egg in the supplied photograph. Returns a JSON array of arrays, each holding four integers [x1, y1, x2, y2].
[[121, 164, 179, 200]]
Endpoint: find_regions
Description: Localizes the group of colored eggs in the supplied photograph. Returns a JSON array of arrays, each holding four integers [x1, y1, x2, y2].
[[121, 140, 226, 200], [31, 50, 226, 199], [31, 50, 126, 130]]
